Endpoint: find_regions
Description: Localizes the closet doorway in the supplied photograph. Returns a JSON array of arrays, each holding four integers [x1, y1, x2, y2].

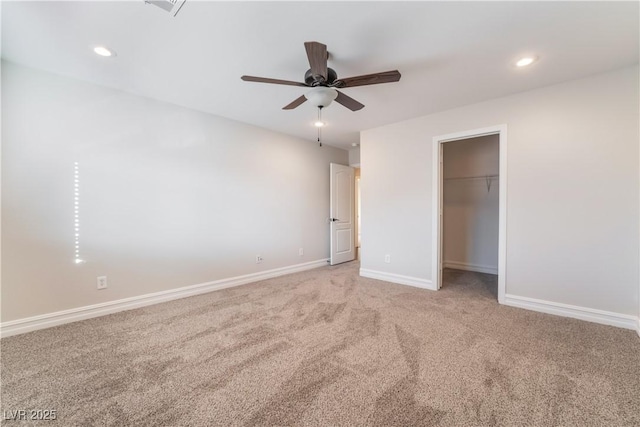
[[432, 125, 507, 303]]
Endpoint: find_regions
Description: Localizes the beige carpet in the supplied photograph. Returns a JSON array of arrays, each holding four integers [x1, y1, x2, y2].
[[2, 262, 639, 426]]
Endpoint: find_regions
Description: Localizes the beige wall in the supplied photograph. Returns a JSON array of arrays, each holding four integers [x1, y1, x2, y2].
[[361, 65, 639, 316], [1, 61, 348, 322]]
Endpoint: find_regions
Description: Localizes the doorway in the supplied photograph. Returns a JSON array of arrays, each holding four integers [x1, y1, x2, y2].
[[355, 168, 361, 260], [329, 163, 356, 265], [432, 125, 507, 303]]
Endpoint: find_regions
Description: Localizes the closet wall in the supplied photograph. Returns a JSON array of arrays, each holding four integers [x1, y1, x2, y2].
[[443, 135, 499, 274]]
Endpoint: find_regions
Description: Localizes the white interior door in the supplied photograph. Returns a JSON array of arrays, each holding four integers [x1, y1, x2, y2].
[[330, 163, 355, 265]]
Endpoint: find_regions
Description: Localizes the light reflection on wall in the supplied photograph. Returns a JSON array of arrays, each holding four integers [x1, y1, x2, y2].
[[74, 162, 84, 264]]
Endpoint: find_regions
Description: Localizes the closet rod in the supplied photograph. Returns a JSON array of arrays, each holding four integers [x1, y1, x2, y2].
[[444, 174, 499, 181]]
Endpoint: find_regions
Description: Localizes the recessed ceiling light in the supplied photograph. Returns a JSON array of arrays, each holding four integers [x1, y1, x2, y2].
[[516, 56, 537, 67], [93, 46, 115, 57], [314, 121, 325, 128]]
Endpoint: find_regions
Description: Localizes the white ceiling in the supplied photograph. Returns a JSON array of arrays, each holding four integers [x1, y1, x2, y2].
[[2, 1, 638, 150]]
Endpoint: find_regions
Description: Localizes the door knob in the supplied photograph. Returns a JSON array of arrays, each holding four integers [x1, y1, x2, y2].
[[330, 218, 339, 222]]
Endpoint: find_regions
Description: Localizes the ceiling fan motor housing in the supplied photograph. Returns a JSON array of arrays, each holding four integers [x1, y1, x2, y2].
[[305, 67, 338, 86]]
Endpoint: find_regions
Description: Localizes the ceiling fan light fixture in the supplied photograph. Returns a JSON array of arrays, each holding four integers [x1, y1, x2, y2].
[[305, 87, 338, 108], [314, 121, 326, 128]]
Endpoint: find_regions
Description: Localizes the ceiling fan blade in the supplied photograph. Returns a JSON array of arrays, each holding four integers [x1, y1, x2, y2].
[[282, 95, 308, 110], [304, 41, 328, 81], [335, 91, 364, 111], [241, 75, 308, 87], [334, 70, 401, 88]]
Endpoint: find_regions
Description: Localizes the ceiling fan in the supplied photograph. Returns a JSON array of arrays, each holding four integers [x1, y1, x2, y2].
[[241, 41, 401, 111]]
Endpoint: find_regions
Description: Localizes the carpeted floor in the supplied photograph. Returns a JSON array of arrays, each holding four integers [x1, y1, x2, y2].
[[2, 262, 639, 426]]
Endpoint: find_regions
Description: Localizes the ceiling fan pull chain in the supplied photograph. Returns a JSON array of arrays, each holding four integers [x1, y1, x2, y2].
[[318, 106, 323, 147]]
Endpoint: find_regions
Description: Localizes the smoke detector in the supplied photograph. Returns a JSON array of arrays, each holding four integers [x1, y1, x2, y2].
[[145, 0, 186, 17]]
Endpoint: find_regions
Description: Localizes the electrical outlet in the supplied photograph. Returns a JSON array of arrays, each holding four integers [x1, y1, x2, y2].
[[299, 248, 304, 256], [97, 276, 107, 290], [256, 255, 263, 264], [384, 254, 391, 263]]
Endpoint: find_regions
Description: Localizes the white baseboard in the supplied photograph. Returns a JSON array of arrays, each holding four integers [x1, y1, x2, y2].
[[503, 294, 638, 331], [0, 259, 329, 338], [359, 268, 436, 291], [443, 260, 497, 275]]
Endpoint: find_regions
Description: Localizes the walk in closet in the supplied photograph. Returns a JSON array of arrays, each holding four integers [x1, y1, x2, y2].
[[442, 135, 499, 277]]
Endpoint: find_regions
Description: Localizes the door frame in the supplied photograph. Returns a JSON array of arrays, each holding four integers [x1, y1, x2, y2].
[[431, 125, 507, 303]]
